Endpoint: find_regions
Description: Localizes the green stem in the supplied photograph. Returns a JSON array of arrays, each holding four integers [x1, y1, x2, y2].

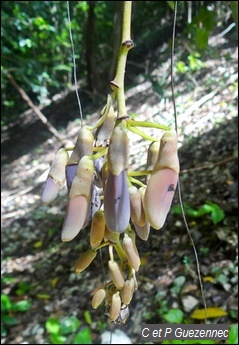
[[127, 119, 170, 131], [111, 1, 133, 119], [90, 147, 108, 160], [128, 170, 152, 177], [127, 125, 159, 142], [128, 176, 146, 188]]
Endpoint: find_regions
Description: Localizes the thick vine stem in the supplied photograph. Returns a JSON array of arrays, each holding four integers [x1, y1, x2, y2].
[[110, 1, 133, 120]]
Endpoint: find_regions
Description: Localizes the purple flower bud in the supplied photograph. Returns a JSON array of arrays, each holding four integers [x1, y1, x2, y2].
[[144, 168, 178, 230], [65, 164, 78, 192], [104, 169, 130, 233]]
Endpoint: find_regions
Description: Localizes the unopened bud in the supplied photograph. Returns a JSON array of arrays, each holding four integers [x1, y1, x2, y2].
[[121, 280, 134, 305], [129, 186, 146, 227], [67, 127, 94, 165], [92, 288, 106, 309], [129, 186, 142, 225], [109, 292, 121, 322], [61, 195, 88, 242], [144, 168, 178, 230], [133, 220, 150, 241], [153, 129, 179, 174], [108, 122, 129, 176], [74, 249, 97, 274], [104, 169, 130, 233], [62, 157, 94, 241], [69, 156, 94, 200], [95, 104, 116, 146], [41, 148, 68, 204], [90, 210, 105, 249], [123, 234, 141, 271], [146, 141, 161, 182], [108, 260, 125, 290], [144, 129, 179, 230]]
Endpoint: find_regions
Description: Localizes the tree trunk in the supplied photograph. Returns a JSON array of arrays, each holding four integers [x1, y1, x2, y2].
[[85, 1, 100, 94]]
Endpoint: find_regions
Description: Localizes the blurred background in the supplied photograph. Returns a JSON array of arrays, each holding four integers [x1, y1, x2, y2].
[[1, 1, 238, 344]]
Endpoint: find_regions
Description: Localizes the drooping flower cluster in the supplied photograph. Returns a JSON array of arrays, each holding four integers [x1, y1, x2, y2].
[[41, 93, 179, 323]]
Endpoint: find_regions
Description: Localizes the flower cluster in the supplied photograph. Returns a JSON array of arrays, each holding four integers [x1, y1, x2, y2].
[[41, 94, 179, 323]]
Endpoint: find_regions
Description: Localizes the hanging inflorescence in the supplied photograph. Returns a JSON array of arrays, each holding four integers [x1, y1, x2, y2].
[[41, 1, 179, 324], [41, 91, 180, 323]]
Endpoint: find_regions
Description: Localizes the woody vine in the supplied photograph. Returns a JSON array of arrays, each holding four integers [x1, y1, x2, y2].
[[41, 1, 179, 324]]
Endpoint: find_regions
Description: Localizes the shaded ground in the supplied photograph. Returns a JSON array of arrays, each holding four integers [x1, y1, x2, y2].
[[1, 29, 238, 344]]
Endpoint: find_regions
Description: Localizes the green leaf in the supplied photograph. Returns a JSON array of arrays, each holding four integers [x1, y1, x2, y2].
[[170, 276, 186, 294], [13, 300, 31, 312], [166, 1, 175, 11], [46, 318, 60, 335], [1, 294, 13, 312], [228, 324, 238, 344], [195, 28, 209, 50], [211, 205, 225, 224], [16, 281, 31, 295], [163, 309, 184, 323], [50, 333, 67, 344], [53, 65, 72, 72], [59, 316, 81, 335], [73, 328, 92, 344], [1, 323, 7, 337], [2, 314, 19, 326]]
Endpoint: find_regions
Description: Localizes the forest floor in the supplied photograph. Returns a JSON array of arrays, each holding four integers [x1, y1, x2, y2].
[[1, 28, 238, 345]]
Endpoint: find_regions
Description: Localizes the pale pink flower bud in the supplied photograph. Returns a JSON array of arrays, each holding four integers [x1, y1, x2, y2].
[[144, 129, 179, 230]]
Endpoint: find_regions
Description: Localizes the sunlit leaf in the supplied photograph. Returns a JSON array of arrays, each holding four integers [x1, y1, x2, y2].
[[211, 206, 225, 224], [84, 310, 92, 325], [59, 316, 81, 335], [45, 317, 60, 334], [1, 294, 12, 312], [73, 328, 92, 344], [190, 307, 227, 319], [166, 1, 175, 11], [13, 300, 31, 312], [164, 308, 184, 323], [50, 334, 67, 344], [228, 324, 238, 344], [203, 276, 215, 283], [33, 240, 43, 248]]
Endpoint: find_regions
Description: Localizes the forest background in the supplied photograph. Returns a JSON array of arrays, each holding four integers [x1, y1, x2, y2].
[[1, 1, 238, 344]]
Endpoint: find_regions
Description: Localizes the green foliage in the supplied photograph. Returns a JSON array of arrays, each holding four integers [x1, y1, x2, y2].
[[163, 308, 184, 323], [45, 315, 92, 344], [1, 293, 31, 337], [183, 6, 216, 51], [176, 53, 206, 74], [172, 201, 225, 225], [2, 1, 232, 127], [228, 324, 238, 344]]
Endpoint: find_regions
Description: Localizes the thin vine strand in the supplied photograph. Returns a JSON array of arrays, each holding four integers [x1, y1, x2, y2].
[[66, 1, 84, 128], [170, 1, 208, 323]]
